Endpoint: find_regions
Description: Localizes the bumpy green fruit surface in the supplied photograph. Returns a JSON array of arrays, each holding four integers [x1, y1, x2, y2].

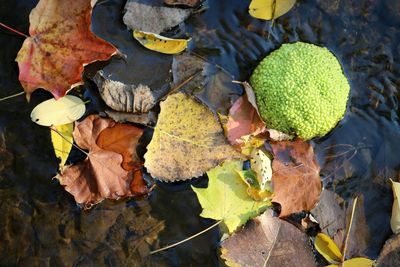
[[250, 42, 350, 140]]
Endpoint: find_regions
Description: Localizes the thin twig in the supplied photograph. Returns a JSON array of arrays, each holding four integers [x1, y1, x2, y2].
[[341, 196, 358, 262], [0, 91, 25, 102], [50, 126, 89, 157], [0, 22, 29, 38], [150, 220, 221, 254], [160, 70, 202, 101]]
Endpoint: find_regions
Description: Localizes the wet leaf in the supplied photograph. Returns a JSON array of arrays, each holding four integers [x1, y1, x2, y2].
[[221, 210, 316, 267], [391, 180, 400, 234], [55, 115, 146, 207], [133, 30, 190, 54], [271, 140, 321, 217], [16, 0, 117, 99], [97, 123, 144, 171], [172, 54, 243, 115], [123, 0, 191, 34], [376, 234, 400, 266], [164, 0, 202, 7], [314, 233, 343, 264], [250, 148, 273, 192], [51, 123, 74, 169], [327, 258, 375, 267], [144, 93, 241, 181], [237, 169, 272, 201], [192, 160, 270, 233], [30, 95, 86, 127], [249, 0, 296, 20]]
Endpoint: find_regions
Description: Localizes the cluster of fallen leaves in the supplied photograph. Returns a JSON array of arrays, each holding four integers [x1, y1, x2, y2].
[[5, 0, 400, 266]]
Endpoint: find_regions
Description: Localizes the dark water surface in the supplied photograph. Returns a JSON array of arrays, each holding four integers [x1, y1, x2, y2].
[[1, 0, 400, 266]]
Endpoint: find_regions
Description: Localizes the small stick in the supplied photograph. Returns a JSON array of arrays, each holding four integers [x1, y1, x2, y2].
[[0, 22, 29, 38], [0, 91, 25, 102], [341, 196, 358, 262], [150, 220, 221, 254]]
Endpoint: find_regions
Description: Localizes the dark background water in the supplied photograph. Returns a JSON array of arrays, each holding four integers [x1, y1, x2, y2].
[[0, 0, 399, 266]]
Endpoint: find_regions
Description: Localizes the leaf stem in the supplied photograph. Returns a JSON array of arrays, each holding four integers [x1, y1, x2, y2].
[[0, 91, 25, 102], [50, 126, 89, 157], [341, 196, 358, 262], [150, 220, 221, 254], [0, 22, 29, 38]]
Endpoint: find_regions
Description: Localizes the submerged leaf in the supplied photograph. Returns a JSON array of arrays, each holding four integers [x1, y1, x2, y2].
[[16, 0, 117, 99], [133, 30, 190, 54], [271, 140, 321, 217], [30, 95, 85, 126], [192, 160, 270, 233], [51, 123, 74, 169], [56, 115, 146, 207], [314, 233, 342, 264], [144, 93, 241, 181], [249, 0, 296, 20], [221, 210, 316, 267], [391, 180, 400, 234]]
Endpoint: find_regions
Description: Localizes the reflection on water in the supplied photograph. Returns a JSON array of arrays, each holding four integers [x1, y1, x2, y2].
[[0, 0, 399, 265]]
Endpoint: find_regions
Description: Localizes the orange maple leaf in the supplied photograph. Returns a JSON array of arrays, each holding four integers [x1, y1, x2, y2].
[[16, 0, 117, 99]]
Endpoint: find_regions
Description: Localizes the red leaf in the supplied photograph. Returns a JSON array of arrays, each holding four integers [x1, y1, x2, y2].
[[16, 0, 117, 99], [55, 115, 147, 208], [271, 140, 321, 217]]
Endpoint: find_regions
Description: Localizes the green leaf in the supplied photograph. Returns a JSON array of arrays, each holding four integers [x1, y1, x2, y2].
[[51, 123, 74, 169], [249, 0, 296, 20], [192, 160, 270, 233], [30, 95, 85, 126]]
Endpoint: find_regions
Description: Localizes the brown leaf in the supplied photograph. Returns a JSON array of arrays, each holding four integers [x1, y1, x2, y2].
[[56, 115, 146, 207], [97, 123, 144, 171], [221, 210, 316, 267], [164, 0, 202, 7], [271, 140, 321, 217], [376, 234, 400, 266], [16, 0, 117, 99]]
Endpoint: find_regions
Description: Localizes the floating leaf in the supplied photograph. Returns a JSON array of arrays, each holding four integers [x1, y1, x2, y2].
[[327, 258, 375, 267], [314, 233, 343, 264], [391, 179, 400, 234], [376, 234, 400, 266], [221, 210, 317, 267], [133, 30, 190, 54], [237, 169, 272, 201], [192, 160, 270, 233], [144, 93, 241, 181], [248, 0, 296, 20], [271, 140, 321, 217], [123, 0, 191, 34], [30, 95, 86, 126], [51, 123, 74, 169], [250, 148, 272, 192], [56, 115, 146, 207], [16, 0, 117, 99]]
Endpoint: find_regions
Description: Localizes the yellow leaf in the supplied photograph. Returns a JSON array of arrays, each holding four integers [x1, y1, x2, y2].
[[390, 179, 400, 234], [133, 30, 190, 54], [249, 0, 296, 20], [239, 135, 265, 156], [51, 123, 74, 169], [314, 233, 342, 264], [250, 148, 272, 192], [30, 95, 86, 126], [341, 258, 375, 267], [144, 93, 241, 181]]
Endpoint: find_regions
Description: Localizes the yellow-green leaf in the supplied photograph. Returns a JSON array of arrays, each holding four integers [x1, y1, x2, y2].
[[133, 30, 190, 54], [192, 160, 270, 233], [250, 148, 272, 192], [30, 95, 85, 126], [327, 257, 375, 267], [314, 233, 342, 264], [249, 0, 296, 20], [391, 179, 400, 234], [51, 123, 74, 169], [237, 169, 272, 201], [144, 93, 241, 181]]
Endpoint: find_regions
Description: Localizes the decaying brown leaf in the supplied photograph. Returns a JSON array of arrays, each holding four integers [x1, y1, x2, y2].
[[144, 93, 241, 181], [376, 234, 400, 267], [56, 115, 147, 207], [271, 140, 321, 217], [164, 0, 202, 7], [123, 0, 192, 34], [221, 210, 316, 267]]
